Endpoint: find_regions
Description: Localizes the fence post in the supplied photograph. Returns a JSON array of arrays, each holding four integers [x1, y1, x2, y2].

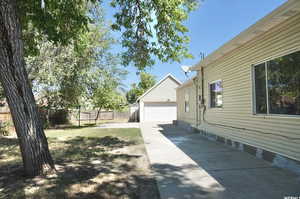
[[78, 105, 81, 127]]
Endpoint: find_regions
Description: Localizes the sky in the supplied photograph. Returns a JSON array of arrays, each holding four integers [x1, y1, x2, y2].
[[103, 0, 287, 90]]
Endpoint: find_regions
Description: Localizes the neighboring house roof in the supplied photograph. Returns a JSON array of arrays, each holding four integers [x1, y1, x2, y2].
[[137, 73, 182, 102], [177, 75, 197, 90], [191, 0, 300, 70]]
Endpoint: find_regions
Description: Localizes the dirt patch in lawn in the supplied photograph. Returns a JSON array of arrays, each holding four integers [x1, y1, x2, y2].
[[0, 130, 160, 199]]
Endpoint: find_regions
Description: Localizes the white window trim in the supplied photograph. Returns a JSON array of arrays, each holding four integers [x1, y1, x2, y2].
[[208, 79, 223, 109]]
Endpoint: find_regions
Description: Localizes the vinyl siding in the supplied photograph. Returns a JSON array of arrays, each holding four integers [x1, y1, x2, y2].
[[178, 13, 300, 161], [141, 77, 180, 102], [177, 82, 197, 125]]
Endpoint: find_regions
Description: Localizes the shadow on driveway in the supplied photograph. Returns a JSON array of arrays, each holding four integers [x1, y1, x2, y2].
[[155, 123, 300, 199]]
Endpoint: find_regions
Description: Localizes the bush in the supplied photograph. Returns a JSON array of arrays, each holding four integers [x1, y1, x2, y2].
[[49, 109, 69, 126], [0, 121, 10, 136]]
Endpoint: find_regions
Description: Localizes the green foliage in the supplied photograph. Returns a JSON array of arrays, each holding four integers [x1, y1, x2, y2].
[[111, 0, 198, 70], [26, 39, 88, 109], [26, 6, 124, 111], [126, 72, 156, 104], [19, 0, 197, 75], [49, 110, 70, 126], [138, 72, 156, 91], [126, 84, 142, 104], [0, 121, 10, 136], [16, 0, 197, 111], [89, 66, 127, 111], [19, 0, 100, 56]]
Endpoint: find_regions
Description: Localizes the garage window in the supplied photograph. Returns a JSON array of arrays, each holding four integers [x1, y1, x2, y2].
[[253, 50, 300, 115], [209, 80, 223, 108], [184, 93, 189, 112]]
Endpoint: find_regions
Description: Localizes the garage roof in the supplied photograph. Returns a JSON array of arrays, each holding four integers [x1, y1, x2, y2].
[[137, 73, 182, 102]]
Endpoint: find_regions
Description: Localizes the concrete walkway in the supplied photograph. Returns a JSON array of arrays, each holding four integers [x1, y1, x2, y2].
[[140, 122, 300, 199]]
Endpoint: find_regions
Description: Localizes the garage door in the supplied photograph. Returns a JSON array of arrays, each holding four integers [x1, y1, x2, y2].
[[144, 103, 177, 122]]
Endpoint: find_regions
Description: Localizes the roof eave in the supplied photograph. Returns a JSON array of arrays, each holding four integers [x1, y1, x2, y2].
[[190, 0, 300, 71], [136, 73, 182, 102]]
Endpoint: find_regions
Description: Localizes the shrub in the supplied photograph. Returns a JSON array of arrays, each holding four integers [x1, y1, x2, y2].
[[0, 121, 10, 136], [49, 109, 69, 126]]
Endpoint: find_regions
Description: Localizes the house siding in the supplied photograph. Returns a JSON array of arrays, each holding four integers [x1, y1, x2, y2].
[[177, 82, 197, 126], [177, 13, 300, 162]]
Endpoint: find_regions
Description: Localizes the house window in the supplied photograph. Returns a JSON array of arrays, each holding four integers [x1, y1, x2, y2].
[[210, 80, 223, 108], [184, 93, 189, 112], [253, 50, 300, 115]]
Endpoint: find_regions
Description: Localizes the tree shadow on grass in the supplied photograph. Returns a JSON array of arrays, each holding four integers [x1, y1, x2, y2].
[[48, 123, 97, 130], [0, 135, 160, 199]]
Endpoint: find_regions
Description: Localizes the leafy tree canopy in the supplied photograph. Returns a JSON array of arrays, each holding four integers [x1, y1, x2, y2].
[[19, 0, 100, 56], [19, 0, 198, 70], [126, 72, 156, 104], [89, 63, 127, 112], [111, 0, 198, 69], [25, 6, 125, 110]]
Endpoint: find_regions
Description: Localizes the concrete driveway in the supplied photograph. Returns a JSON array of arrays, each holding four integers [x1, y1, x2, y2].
[[140, 122, 300, 199]]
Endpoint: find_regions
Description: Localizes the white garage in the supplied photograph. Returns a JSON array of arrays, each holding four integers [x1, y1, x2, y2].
[[144, 102, 177, 122], [137, 74, 181, 122]]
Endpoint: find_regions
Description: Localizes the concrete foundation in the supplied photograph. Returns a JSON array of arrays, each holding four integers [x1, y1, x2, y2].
[[175, 120, 300, 176]]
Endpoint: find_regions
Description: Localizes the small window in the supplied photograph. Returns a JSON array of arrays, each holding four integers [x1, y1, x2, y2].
[[184, 93, 189, 112], [210, 80, 223, 108], [253, 50, 300, 115]]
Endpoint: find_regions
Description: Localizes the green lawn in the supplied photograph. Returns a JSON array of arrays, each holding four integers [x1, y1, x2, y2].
[[46, 127, 142, 142], [0, 127, 159, 199]]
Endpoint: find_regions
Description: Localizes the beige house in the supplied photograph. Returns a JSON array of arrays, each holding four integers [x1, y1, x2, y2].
[[137, 74, 181, 122], [177, 0, 300, 174]]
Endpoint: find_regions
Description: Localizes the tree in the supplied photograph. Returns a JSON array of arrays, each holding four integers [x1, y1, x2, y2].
[[138, 72, 156, 91], [89, 65, 127, 121], [126, 84, 141, 104], [126, 72, 156, 103], [0, 0, 100, 176], [0, 0, 196, 176], [92, 89, 126, 122], [26, 7, 123, 123], [26, 40, 85, 110], [111, 0, 198, 70]]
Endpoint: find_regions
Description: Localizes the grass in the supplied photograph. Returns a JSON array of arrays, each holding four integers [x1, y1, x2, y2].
[[0, 126, 159, 199], [46, 126, 141, 142]]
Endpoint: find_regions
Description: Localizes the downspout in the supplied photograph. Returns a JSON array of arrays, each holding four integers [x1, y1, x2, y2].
[[193, 77, 199, 127], [201, 66, 205, 106], [193, 66, 205, 127], [200, 67, 205, 125]]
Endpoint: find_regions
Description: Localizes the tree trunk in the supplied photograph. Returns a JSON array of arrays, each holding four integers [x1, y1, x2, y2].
[[0, 0, 55, 177], [95, 107, 102, 124]]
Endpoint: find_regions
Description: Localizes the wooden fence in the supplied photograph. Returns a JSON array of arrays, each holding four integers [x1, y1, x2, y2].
[[0, 106, 132, 127], [69, 110, 131, 123], [0, 106, 12, 124]]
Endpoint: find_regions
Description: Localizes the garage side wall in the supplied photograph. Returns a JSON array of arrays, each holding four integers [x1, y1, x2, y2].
[[198, 13, 300, 163]]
